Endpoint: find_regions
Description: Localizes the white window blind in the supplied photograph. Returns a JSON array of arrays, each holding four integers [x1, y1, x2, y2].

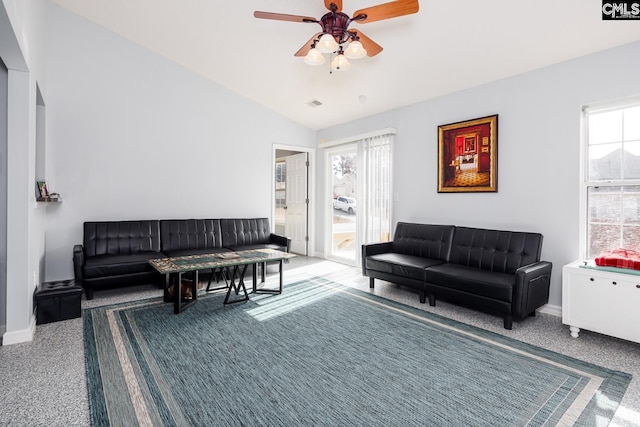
[[358, 133, 393, 244]]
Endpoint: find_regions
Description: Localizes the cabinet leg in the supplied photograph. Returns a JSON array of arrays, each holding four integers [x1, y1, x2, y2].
[[569, 326, 580, 339]]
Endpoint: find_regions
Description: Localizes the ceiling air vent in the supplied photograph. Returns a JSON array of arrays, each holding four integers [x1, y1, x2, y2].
[[307, 99, 323, 108]]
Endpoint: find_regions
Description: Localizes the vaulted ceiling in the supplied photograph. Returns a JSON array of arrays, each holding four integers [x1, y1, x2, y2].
[[49, 0, 640, 130]]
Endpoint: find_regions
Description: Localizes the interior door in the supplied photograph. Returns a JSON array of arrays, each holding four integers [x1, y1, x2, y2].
[[285, 152, 308, 255]]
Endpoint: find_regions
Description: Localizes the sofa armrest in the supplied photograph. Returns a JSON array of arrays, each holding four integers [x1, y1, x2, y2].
[[269, 233, 291, 252], [73, 244, 85, 283], [362, 241, 394, 257], [361, 242, 394, 275], [513, 261, 553, 318]]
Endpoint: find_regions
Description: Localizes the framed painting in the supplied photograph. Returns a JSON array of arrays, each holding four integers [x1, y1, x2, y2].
[[437, 114, 498, 193]]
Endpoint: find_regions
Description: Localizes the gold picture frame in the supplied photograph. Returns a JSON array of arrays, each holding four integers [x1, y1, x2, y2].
[[438, 115, 498, 193]]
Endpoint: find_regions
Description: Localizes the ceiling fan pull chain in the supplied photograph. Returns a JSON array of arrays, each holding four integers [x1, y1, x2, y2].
[[329, 52, 334, 75]]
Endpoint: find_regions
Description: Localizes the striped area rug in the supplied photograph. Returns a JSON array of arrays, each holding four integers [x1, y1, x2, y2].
[[84, 277, 630, 426]]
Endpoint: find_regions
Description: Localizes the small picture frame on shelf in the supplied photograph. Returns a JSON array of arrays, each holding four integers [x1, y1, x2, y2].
[[37, 181, 49, 198]]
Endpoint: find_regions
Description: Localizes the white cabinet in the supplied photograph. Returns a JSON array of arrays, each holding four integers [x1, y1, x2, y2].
[[562, 261, 640, 344]]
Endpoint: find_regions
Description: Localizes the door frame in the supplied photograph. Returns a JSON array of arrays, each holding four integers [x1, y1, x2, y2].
[[324, 143, 359, 266], [272, 144, 315, 257]]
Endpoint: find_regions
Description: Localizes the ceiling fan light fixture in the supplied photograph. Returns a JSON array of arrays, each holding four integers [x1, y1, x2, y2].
[[317, 33, 339, 53], [344, 40, 367, 59], [331, 54, 351, 71], [304, 48, 326, 66]]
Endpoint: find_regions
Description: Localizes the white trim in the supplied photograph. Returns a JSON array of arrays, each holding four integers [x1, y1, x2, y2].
[[578, 106, 588, 260], [324, 143, 358, 266], [538, 303, 562, 318], [2, 314, 35, 345], [580, 100, 640, 259], [320, 127, 397, 148], [582, 95, 640, 114]]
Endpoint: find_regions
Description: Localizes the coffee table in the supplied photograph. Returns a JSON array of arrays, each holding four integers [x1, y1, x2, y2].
[[149, 249, 296, 313]]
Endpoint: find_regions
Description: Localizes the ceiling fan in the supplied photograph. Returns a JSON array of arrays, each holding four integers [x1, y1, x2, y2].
[[254, 0, 419, 71]]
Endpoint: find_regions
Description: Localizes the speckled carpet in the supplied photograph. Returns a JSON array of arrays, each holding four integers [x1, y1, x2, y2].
[[84, 277, 631, 426]]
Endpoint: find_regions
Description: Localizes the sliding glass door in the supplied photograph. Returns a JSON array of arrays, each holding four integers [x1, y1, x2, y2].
[[326, 131, 393, 267], [328, 145, 358, 263]]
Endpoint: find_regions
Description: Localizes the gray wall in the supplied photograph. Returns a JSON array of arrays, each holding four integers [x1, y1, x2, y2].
[[0, 57, 7, 337], [317, 40, 640, 310], [43, 4, 316, 281]]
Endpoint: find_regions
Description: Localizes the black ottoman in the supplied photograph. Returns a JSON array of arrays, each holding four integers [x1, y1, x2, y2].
[[34, 280, 83, 324]]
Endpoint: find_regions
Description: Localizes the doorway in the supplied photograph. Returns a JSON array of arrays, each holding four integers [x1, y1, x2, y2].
[[327, 144, 358, 264], [273, 145, 314, 256]]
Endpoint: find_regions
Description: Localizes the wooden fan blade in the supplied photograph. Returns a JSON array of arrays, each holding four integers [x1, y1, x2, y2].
[[254, 11, 318, 23], [353, 0, 419, 24], [295, 32, 323, 57], [324, 0, 342, 12], [352, 30, 383, 57]]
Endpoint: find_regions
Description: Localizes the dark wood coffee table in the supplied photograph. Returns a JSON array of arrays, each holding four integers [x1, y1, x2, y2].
[[149, 249, 296, 313]]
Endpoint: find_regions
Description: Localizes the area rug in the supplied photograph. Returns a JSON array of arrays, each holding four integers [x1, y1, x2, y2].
[[84, 277, 631, 426]]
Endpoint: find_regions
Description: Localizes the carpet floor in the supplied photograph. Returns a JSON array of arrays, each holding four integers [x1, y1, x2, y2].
[[1, 257, 640, 426], [84, 277, 629, 426]]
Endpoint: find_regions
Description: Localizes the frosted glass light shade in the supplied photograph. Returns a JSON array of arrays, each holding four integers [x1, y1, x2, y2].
[[344, 40, 367, 59], [304, 48, 326, 66], [317, 34, 339, 53], [331, 54, 351, 71]]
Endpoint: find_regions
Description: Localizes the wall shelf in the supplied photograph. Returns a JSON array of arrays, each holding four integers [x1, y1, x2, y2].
[[36, 196, 62, 203]]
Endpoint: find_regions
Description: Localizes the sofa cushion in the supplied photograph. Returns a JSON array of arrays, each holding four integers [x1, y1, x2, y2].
[[161, 247, 230, 258], [83, 221, 161, 257], [220, 218, 272, 247], [393, 223, 455, 261], [160, 219, 223, 253], [424, 263, 515, 302], [449, 227, 542, 274], [83, 252, 160, 279], [227, 243, 286, 252], [366, 253, 445, 281]]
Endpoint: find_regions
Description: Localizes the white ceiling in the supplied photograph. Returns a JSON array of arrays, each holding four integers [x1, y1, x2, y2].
[[49, 0, 640, 130]]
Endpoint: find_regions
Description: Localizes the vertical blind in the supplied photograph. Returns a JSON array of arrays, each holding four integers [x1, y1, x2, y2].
[[358, 133, 393, 244]]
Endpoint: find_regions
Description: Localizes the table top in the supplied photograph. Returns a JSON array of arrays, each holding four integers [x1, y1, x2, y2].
[[148, 248, 296, 274]]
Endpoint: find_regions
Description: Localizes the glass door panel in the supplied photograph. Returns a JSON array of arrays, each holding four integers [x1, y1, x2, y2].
[[329, 146, 357, 263]]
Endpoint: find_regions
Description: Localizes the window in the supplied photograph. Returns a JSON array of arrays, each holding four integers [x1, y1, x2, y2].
[[583, 101, 640, 258], [275, 162, 286, 223]]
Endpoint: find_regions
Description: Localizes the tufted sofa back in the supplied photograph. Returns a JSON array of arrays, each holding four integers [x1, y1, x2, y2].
[[160, 219, 223, 252], [449, 227, 542, 274], [220, 218, 272, 247], [393, 222, 455, 261], [83, 220, 161, 256]]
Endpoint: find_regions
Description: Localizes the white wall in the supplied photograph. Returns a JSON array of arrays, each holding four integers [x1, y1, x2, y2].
[[317, 40, 640, 309], [1, 0, 48, 344], [43, 4, 316, 281]]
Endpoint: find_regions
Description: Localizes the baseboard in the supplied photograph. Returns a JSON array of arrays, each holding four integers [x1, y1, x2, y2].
[[538, 303, 561, 318], [1, 315, 36, 345]]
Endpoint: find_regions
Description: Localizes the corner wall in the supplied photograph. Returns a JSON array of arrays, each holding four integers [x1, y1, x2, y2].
[[43, 4, 316, 281], [0, 57, 7, 337], [1, 0, 48, 344]]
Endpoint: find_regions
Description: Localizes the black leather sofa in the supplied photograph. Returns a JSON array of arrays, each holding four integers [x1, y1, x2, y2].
[[73, 218, 290, 299], [362, 222, 552, 329]]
